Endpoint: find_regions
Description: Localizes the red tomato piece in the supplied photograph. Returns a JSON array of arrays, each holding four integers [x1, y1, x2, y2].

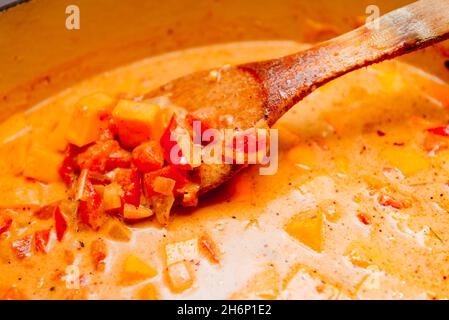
[[54, 207, 68, 241], [160, 116, 196, 170], [59, 144, 84, 185], [77, 140, 131, 173], [0, 217, 12, 236], [34, 229, 51, 253], [132, 141, 165, 173], [427, 126, 449, 137]]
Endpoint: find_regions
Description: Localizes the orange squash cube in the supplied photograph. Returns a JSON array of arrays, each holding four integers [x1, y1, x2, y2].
[[24, 147, 64, 183], [167, 261, 193, 293], [137, 283, 159, 300], [66, 93, 115, 147], [112, 100, 161, 148], [285, 212, 324, 253], [121, 254, 157, 285]]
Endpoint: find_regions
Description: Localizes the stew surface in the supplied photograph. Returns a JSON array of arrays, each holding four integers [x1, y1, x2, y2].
[[1, 40, 449, 299]]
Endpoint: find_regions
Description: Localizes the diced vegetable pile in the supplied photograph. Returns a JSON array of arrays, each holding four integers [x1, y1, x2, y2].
[[59, 93, 206, 229]]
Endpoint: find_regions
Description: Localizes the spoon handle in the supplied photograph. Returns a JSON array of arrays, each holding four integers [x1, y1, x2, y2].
[[243, 0, 449, 124]]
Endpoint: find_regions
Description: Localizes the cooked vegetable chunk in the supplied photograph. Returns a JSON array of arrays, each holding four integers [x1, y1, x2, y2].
[[66, 93, 114, 147], [285, 212, 324, 253], [112, 100, 161, 148], [121, 254, 157, 285], [24, 147, 63, 183]]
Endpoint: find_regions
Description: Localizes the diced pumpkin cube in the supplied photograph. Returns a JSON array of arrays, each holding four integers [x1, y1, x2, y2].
[[112, 100, 162, 148], [230, 267, 280, 300], [137, 283, 159, 300], [285, 211, 324, 252], [121, 254, 157, 285], [66, 93, 114, 147], [103, 182, 122, 211], [123, 204, 153, 220], [23, 147, 64, 182], [152, 177, 176, 196], [167, 261, 193, 293], [41, 182, 67, 206], [380, 146, 429, 176], [0, 177, 42, 208], [165, 238, 199, 266]]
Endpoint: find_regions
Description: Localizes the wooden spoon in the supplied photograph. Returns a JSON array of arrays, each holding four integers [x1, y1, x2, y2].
[[145, 0, 449, 193]]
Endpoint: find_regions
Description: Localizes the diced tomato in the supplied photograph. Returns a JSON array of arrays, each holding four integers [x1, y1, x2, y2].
[[77, 140, 131, 173], [91, 238, 107, 272], [34, 204, 57, 220], [160, 116, 198, 170], [143, 165, 191, 197], [132, 141, 164, 173], [59, 144, 84, 185], [78, 179, 104, 230], [185, 112, 218, 145], [357, 212, 372, 225], [0, 217, 12, 236], [427, 126, 449, 137], [54, 207, 68, 241], [11, 235, 32, 259], [109, 168, 141, 209], [34, 229, 51, 253]]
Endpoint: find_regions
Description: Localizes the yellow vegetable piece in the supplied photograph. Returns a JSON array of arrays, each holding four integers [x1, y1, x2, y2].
[[287, 144, 316, 170], [152, 176, 176, 196], [0, 177, 42, 208], [167, 261, 194, 293], [41, 182, 67, 206], [380, 146, 429, 176], [23, 147, 64, 183], [230, 267, 280, 300], [66, 93, 114, 147], [165, 238, 199, 266], [103, 182, 122, 211], [285, 211, 324, 253], [121, 254, 157, 285], [112, 100, 162, 148], [123, 204, 153, 220], [137, 283, 159, 300]]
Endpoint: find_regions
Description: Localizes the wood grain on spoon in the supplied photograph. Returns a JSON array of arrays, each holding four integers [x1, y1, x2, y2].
[[145, 0, 449, 193]]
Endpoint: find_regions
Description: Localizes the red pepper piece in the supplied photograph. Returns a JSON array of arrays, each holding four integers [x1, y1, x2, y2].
[[110, 168, 141, 209], [77, 140, 131, 173], [0, 217, 12, 236], [54, 207, 68, 241], [160, 116, 196, 170], [34, 229, 51, 253], [59, 144, 84, 185], [132, 141, 165, 173], [427, 126, 449, 137]]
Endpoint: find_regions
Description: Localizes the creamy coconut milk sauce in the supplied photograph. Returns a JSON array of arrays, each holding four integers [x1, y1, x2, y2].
[[1, 41, 449, 299]]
